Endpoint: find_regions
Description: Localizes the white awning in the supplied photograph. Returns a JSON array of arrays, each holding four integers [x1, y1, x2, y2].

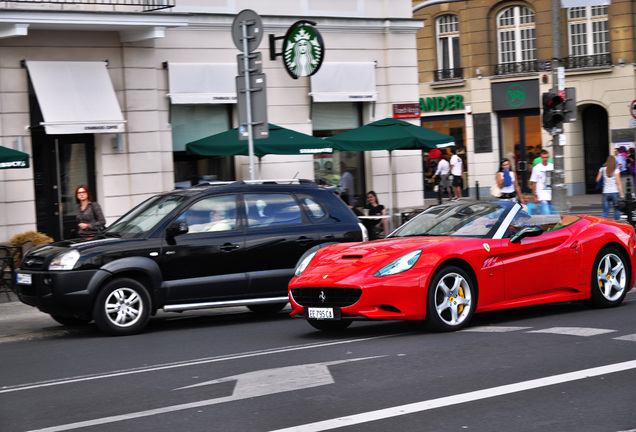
[[310, 62, 377, 102], [167, 63, 237, 104], [26, 61, 125, 135]]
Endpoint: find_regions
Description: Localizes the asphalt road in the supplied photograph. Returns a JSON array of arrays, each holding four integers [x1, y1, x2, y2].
[[1, 290, 635, 432]]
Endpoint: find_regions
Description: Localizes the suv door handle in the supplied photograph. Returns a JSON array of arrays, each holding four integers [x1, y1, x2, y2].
[[220, 243, 240, 252], [295, 236, 313, 246]]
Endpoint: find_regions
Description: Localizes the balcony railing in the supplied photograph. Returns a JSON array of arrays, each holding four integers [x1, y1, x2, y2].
[[1, 0, 174, 11], [434, 68, 464, 81], [564, 54, 611, 69], [495, 61, 539, 75]]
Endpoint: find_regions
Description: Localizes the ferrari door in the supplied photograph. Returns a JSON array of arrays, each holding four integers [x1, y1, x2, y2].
[[502, 226, 581, 300]]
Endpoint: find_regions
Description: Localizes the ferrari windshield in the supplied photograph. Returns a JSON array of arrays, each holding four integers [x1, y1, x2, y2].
[[106, 195, 185, 237], [391, 202, 510, 238]]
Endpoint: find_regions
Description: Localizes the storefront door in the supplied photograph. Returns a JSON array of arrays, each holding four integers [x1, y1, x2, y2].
[[499, 112, 541, 193], [32, 131, 96, 241]]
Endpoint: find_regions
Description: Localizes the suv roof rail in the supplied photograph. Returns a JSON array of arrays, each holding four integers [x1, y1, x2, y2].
[[229, 179, 317, 186]]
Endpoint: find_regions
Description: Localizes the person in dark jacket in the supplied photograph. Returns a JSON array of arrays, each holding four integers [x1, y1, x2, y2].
[[75, 185, 105, 238]]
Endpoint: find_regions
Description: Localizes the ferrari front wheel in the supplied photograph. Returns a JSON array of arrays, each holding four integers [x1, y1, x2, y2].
[[426, 265, 475, 332], [590, 247, 629, 307]]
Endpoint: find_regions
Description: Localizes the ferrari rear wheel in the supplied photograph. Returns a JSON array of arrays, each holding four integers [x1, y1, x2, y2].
[[426, 265, 475, 332], [308, 319, 352, 332], [590, 247, 629, 308]]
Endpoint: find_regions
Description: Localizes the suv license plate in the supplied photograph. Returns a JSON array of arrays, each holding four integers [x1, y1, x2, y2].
[[307, 307, 335, 320], [17, 273, 31, 285]]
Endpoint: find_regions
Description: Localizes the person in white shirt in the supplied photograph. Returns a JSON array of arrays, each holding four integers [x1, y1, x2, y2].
[[530, 149, 554, 214], [595, 155, 624, 220], [449, 148, 463, 200], [433, 155, 451, 199], [495, 158, 522, 201]]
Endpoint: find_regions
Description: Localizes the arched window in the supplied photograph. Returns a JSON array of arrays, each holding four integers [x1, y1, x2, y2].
[[436, 15, 461, 80], [567, 6, 609, 68], [496, 6, 536, 74]]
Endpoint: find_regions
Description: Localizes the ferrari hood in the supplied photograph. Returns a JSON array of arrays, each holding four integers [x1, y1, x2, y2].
[[313, 237, 455, 269]]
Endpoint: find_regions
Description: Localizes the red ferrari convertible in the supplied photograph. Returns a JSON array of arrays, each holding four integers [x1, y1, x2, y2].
[[289, 200, 636, 332]]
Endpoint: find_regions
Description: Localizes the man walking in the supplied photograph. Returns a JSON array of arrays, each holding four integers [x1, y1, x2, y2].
[[530, 149, 554, 214], [449, 148, 463, 200]]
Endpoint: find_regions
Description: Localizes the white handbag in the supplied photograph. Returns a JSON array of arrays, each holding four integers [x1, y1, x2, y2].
[[490, 183, 502, 198]]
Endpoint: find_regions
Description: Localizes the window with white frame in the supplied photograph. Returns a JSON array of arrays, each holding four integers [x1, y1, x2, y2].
[[436, 15, 460, 79], [568, 6, 609, 58], [497, 6, 536, 67]]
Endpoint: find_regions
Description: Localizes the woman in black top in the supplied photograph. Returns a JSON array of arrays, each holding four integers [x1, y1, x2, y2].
[[76, 185, 105, 238], [364, 190, 389, 239]]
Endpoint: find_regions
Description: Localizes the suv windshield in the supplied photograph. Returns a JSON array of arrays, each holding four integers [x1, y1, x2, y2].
[[106, 195, 185, 237]]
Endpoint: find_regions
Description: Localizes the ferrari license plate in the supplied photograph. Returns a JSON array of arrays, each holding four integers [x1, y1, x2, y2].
[[307, 307, 335, 320]]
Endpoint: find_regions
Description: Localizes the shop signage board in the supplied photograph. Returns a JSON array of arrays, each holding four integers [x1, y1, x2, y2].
[[393, 103, 421, 118]]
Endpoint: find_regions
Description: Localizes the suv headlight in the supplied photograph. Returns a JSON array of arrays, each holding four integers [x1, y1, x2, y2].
[[49, 249, 81, 271], [374, 250, 422, 277]]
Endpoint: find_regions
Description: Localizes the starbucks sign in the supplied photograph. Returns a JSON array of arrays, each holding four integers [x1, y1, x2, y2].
[[282, 21, 324, 79]]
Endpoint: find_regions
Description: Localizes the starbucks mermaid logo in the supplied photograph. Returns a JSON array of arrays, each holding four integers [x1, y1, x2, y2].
[[283, 24, 324, 79]]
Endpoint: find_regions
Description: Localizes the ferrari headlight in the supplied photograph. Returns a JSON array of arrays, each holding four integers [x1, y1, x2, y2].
[[49, 249, 81, 271], [295, 251, 317, 277], [374, 250, 422, 277]]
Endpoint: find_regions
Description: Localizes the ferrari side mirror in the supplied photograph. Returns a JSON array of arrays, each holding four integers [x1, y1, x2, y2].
[[510, 225, 543, 243]]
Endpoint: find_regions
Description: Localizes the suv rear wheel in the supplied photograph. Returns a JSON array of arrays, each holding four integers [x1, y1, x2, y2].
[[93, 278, 151, 336]]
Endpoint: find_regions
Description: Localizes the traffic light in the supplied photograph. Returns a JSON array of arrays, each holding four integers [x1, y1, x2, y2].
[[542, 91, 564, 130]]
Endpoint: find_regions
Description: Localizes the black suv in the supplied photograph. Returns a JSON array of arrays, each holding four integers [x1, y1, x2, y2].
[[15, 180, 367, 335]]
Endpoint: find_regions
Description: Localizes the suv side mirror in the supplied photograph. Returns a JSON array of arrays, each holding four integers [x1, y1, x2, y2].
[[510, 225, 543, 243], [166, 221, 189, 238]]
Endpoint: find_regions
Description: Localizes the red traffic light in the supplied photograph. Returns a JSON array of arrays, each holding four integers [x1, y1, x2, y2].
[[542, 92, 563, 108], [542, 91, 564, 129]]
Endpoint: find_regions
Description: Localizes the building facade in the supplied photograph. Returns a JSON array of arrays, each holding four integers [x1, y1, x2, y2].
[[413, 0, 635, 200], [0, 0, 424, 243]]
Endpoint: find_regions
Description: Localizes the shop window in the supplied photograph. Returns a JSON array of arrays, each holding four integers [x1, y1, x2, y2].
[[312, 102, 365, 207], [170, 104, 234, 187]]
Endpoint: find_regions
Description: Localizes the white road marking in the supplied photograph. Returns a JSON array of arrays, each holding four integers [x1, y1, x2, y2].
[[267, 360, 636, 432], [0, 335, 394, 394], [614, 334, 636, 342], [528, 327, 616, 337], [463, 326, 531, 332], [24, 357, 385, 432]]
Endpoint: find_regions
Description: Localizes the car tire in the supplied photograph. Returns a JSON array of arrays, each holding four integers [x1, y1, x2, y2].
[[589, 246, 629, 308], [426, 265, 476, 332], [308, 319, 352, 332], [247, 302, 288, 315], [93, 277, 151, 336], [50, 315, 91, 326]]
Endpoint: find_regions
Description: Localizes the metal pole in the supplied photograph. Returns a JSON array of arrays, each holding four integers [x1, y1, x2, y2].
[[241, 19, 256, 181], [550, 0, 567, 213]]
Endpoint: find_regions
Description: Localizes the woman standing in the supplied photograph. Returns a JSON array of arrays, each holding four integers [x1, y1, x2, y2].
[[76, 185, 106, 238], [596, 156, 624, 220], [364, 191, 389, 239], [495, 158, 522, 201]]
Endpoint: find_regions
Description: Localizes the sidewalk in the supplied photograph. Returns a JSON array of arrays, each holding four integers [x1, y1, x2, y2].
[[0, 193, 609, 341]]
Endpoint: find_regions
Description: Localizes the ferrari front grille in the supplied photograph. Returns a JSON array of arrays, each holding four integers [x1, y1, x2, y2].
[[290, 287, 362, 308]]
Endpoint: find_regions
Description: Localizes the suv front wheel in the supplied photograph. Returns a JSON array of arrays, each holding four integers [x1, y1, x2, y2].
[[93, 277, 151, 336]]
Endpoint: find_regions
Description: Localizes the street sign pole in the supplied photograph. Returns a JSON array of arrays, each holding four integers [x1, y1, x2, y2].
[[241, 20, 256, 180]]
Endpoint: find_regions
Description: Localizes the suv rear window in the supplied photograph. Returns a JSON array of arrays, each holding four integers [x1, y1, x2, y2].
[[244, 193, 303, 228]]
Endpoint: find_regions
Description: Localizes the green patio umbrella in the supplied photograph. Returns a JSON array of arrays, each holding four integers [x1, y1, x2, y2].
[[186, 123, 333, 157], [325, 117, 454, 151], [0, 145, 29, 169], [326, 118, 455, 231]]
